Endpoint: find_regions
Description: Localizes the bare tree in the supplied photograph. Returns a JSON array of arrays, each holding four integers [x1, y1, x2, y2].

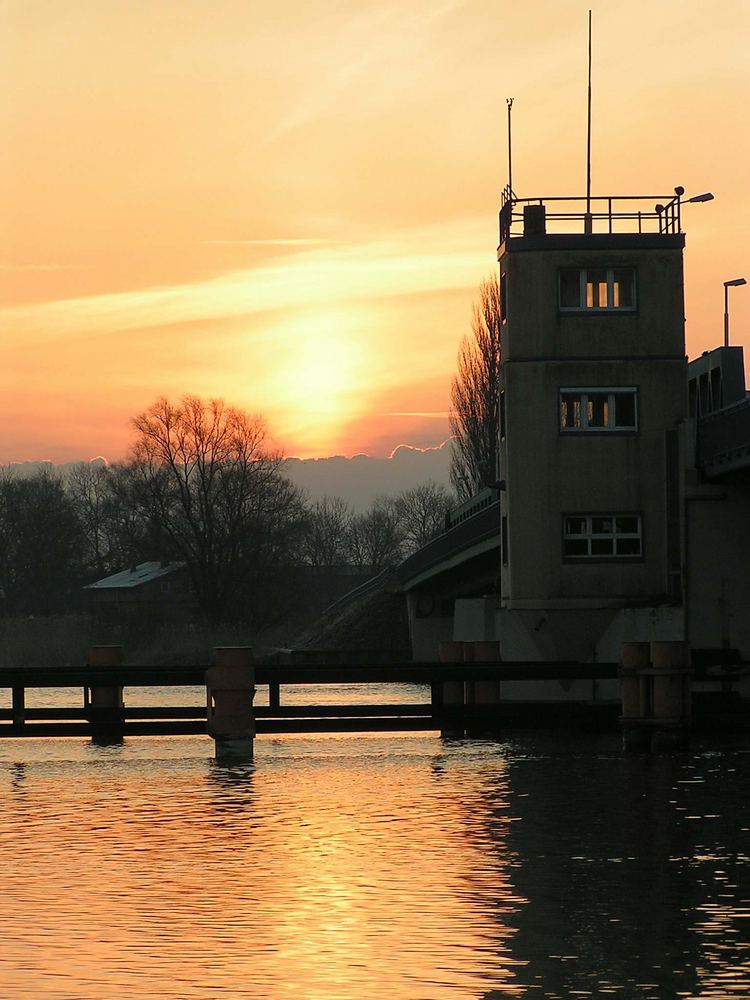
[[300, 496, 353, 570], [66, 461, 115, 577], [346, 497, 404, 571], [130, 395, 303, 623], [449, 278, 502, 501], [395, 480, 453, 554], [0, 469, 84, 614]]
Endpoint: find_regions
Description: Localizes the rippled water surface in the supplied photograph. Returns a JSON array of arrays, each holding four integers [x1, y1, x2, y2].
[[1, 687, 749, 999]]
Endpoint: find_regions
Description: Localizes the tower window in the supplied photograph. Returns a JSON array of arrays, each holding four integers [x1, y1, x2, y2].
[[559, 267, 636, 312], [563, 514, 642, 560], [559, 388, 638, 432]]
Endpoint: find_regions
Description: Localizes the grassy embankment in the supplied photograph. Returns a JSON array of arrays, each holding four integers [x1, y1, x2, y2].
[[0, 615, 264, 668]]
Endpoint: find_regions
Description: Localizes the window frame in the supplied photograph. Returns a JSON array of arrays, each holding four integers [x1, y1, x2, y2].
[[559, 387, 639, 434], [558, 267, 637, 313], [562, 513, 643, 562]]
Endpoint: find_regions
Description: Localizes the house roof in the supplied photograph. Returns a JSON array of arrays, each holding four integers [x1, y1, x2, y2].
[[84, 561, 187, 591]]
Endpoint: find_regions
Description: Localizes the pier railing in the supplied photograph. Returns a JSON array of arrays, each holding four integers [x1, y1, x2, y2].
[[0, 659, 620, 740]]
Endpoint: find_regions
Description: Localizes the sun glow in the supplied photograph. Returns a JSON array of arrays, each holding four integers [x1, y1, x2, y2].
[[257, 308, 375, 455]]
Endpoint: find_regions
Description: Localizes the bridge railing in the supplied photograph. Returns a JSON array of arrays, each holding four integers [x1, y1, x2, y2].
[[697, 396, 750, 475]]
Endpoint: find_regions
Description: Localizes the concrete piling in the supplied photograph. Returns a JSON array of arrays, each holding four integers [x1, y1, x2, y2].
[[436, 640, 465, 738], [465, 640, 502, 736], [206, 647, 256, 762], [86, 645, 125, 744], [619, 640, 692, 751]]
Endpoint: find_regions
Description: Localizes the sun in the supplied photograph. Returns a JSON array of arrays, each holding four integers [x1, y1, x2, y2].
[[266, 307, 373, 452]]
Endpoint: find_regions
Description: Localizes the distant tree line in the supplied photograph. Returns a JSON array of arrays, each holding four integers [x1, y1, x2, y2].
[[0, 396, 454, 624]]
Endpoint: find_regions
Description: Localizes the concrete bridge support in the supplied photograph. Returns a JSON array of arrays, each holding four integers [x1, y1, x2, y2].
[[207, 647, 256, 762]]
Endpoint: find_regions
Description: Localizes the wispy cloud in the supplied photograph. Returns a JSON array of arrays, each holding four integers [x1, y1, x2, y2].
[[202, 238, 334, 247], [0, 216, 494, 343], [266, 0, 469, 142], [0, 263, 90, 272], [384, 411, 451, 418]]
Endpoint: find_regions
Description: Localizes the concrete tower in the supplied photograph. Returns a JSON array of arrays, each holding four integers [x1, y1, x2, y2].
[[496, 192, 687, 659]]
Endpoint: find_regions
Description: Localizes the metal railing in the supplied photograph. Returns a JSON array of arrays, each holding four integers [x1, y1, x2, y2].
[[498, 186, 686, 243]]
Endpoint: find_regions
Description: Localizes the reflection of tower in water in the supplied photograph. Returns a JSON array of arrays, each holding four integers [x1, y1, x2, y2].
[[494, 735, 750, 997]]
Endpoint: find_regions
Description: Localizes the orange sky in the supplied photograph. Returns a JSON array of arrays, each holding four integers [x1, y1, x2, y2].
[[1, 0, 748, 462]]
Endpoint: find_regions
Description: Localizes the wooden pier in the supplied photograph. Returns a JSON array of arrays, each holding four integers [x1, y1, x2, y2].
[[0, 659, 621, 741]]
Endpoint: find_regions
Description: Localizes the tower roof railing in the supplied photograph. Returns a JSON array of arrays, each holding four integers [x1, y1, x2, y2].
[[498, 185, 697, 244]]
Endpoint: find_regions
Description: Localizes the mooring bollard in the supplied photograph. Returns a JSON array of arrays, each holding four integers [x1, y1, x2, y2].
[[86, 645, 125, 744], [465, 640, 502, 736], [435, 640, 465, 738], [206, 647, 255, 762]]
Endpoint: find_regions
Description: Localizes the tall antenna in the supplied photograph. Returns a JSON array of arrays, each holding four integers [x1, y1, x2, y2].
[[506, 97, 514, 196], [585, 10, 592, 231]]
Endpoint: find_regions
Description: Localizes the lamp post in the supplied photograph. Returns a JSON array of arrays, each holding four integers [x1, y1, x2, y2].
[[655, 187, 714, 234], [724, 277, 747, 347]]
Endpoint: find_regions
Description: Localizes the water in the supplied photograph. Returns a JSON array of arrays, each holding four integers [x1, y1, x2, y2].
[[1, 686, 749, 999]]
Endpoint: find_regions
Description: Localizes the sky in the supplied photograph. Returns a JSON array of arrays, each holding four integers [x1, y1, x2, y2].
[[1, 0, 748, 464]]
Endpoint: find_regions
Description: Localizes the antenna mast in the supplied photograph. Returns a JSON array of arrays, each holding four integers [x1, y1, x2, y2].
[[506, 97, 514, 196], [585, 10, 593, 232]]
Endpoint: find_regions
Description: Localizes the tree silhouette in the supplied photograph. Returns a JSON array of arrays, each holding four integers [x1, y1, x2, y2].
[[130, 395, 302, 623], [449, 278, 502, 501]]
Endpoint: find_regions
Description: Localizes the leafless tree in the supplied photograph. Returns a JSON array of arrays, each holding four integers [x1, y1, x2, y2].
[[0, 469, 84, 614], [130, 395, 303, 622], [395, 480, 453, 554], [66, 461, 114, 577], [300, 495, 353, 570], [346, 497, 404, 570], [449, 278, 502, 501]]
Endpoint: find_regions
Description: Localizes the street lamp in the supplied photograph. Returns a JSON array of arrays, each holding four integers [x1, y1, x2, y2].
[[724, 277, 747, 347], [655, 187, 714, 233]]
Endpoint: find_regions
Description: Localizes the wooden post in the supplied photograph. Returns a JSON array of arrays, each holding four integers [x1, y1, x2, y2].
[[11, 686, 25, 733], [269, 680, 281, 710], [86, 645, 125, 744], [207, 647, 255, 762]]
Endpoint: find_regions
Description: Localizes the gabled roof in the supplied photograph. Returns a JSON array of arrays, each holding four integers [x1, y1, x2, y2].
[[84, 561, 187, 591]]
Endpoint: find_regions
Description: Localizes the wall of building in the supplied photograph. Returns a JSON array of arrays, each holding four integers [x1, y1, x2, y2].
[[499, 238, 686, 610], [686, 481, 750, 659]]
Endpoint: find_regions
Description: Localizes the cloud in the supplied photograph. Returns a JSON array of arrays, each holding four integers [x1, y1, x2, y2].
[[384, 411, 451, 419], [0, 263, 90, 271], [0, 216, 493, 344], [201, 238, 334, 247]]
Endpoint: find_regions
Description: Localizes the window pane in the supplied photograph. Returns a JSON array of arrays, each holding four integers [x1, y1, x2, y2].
[[591, 517, 614, 534], [564, 539, 589, 556], [614, 392, 636, 428], [560, 394, 576, 429], [565, 517, 587, 535], [613, 269, 634, 308], [588, 394, 609, 427], [616, 537, 641, 556], [616, 516, 639, 534], [586, 269, 608, 308], [559, 270, 580, 308], [591, 538, 615, 555]]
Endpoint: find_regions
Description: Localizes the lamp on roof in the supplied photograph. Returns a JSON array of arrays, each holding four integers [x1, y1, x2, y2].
[[724, 277, 747, 347]]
